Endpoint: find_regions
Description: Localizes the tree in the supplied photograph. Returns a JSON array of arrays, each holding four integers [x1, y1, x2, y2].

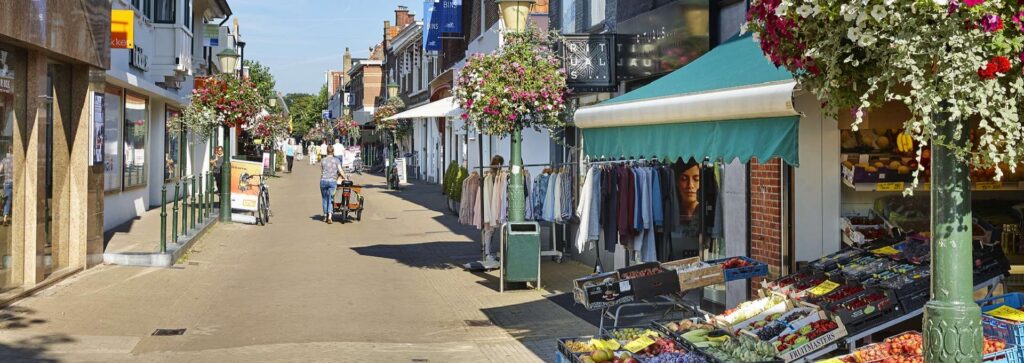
[[285, 84, 330, 139], [245, 60, 279, 113]]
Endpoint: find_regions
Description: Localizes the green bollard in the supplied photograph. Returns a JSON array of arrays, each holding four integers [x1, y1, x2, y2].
[[172, 182, 180, 244], [191, 176, 197, 230], [160, 184, 167, 254], [181, 179, 188, 237]]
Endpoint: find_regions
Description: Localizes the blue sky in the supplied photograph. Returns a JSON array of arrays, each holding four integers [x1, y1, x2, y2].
[[231, 0, 422, 95]]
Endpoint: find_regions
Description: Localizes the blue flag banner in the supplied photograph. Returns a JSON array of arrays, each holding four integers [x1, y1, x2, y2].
[[424, 0, 442, 51], [440, 0, 462, 36]]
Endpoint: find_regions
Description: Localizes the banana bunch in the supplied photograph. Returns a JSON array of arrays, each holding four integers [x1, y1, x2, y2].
[[896, 132, 914, 153]]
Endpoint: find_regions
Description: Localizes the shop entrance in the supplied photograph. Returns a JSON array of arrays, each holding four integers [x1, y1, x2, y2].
[[41, 61, 70, 279]]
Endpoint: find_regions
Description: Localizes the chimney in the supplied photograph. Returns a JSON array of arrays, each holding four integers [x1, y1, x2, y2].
[[342, 47, 352, 84], [384, 20, 393, 41], [395, 6, 413, 28]]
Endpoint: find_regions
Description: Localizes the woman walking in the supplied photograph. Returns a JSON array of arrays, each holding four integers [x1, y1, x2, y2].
[[319, 145, 347, 224]]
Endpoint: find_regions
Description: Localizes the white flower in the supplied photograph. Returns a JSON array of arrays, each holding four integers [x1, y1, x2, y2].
[[858, 32, 877, 47], [870, 5, 887, 22], [847, 27, 863, 42], [842, 5, 858, 21], [740, 22, 748, 35], [775, 1, 791, 16], [932, 0, 948, 5], [796, 4, 814, 18]]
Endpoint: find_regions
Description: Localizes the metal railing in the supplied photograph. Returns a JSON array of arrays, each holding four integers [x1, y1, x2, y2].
[[160, 172, 217, 253]]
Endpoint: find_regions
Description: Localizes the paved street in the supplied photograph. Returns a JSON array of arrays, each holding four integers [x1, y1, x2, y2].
[[0, 162, 593, 362]]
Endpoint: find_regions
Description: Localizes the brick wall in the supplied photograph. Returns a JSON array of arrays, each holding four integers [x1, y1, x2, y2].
[[749, 157, 783, 289]]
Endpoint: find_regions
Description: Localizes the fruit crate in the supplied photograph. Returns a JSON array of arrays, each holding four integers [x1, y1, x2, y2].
[[983, 343, 1020, 363], [556, 336, 604, 362], [978, 293, 1024, 346], [618, 262, 682, 300], [895, 287, 929, 313], [573, 272, 635, 311], [805, 283, 866, 309], [827, 288, 899, 334], [809, 249, 866, 272], [707, 256, 769, 281], [664, 257, 725, 291]]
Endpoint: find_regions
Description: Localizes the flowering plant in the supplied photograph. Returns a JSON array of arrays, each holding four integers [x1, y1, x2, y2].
[[249, 113, 290, 141], [303, 125, 328, 142], [335, 115, 361, 140], [190, 75, 265, 129], [746, 0, 1024, 184], [454, 27, 569, 136], [168, 105, 219, 141]]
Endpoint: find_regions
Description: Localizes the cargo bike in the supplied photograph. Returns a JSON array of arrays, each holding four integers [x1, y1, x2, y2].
[[332, 179, 364, 223]]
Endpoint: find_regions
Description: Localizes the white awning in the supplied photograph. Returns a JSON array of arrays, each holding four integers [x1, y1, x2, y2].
[[385, 96, 462, 120], [574, 81, 799, 129]]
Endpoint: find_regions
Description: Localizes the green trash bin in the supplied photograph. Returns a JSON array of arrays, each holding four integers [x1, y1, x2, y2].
[[503, 222, 541, 287]]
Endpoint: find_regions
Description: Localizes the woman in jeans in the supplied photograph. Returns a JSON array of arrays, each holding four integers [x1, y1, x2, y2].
[[320, 145, 347, 224]]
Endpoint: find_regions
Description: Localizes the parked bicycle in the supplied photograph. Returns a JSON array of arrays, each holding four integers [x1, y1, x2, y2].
[[238, 172, 272, 225]]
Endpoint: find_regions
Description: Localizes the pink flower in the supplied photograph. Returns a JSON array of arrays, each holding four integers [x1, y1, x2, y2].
[[980, 14, 1004, 32], [964, 0, 984, 6], [1013, 11, 1024, 31]]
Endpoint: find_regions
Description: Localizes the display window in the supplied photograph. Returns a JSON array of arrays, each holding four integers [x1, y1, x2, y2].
[[103, 86, 122, 191], [164, 106, 181, 181], [123, 92, 147, 188], [0, 44, 24, 292]]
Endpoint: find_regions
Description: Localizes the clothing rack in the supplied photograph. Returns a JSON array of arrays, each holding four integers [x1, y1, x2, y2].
[[471, 161, 575, 265]]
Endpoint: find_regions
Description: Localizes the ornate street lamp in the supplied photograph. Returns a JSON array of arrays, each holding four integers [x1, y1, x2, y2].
[[386, 82, 400, 189], [216, 47, 240, 222], [495, 0, 534, 222]]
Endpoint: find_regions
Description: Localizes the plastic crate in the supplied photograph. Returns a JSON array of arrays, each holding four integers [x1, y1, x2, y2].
[[708, 256, 769, 281], [978, 293, 1024, 346], [982, 344, 1021, 363]]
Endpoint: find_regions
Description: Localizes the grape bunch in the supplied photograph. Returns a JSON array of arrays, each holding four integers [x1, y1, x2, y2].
[[782, 310, 810, 323], [639, 338, 681, 356], [640, 352, 709, 363], [756, 322, 786, 341]]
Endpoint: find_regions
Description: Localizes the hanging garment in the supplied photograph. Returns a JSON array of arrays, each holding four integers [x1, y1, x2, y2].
[[482, 172, 495, 228], [553, 172, 562, 223], [533, 173, 548, 221], [652, 167, 663, 228], [587, 167, 602, 241], [560, 171, 573, 222], [617, 166, 636, 244], [543, 172, 557, 222], [602, 166, 620, 252], [474, 172, 489, 229], [460, 172, 480, 225], [495, 171, 509, 225], [575, 166, 597, 252], [659, 167, 679, 259], [524, 170, 534, 221], [702, 165, 720, 238]]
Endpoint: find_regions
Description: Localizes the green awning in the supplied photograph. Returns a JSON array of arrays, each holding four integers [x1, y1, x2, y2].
[[582, 116, 799, 165], [575, 34, 800, 165]]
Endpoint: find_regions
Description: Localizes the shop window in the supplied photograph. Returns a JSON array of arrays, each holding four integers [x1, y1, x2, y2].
[[0, 44, 25, 292], [164, 107, 181, 181], [123, 92, 147, 188], [184, 0, 191, 30], [103, 86, 123, 191], [153, 0, 175, 24]]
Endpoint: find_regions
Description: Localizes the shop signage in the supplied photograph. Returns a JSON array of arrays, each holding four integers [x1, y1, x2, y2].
[[439, 0, 463, 37], [0, 50, 13, 95], [129, 46, 148, 71], [230, 159, 263, 212], [561, 34, 616, 92], [423, 0, 442, 51], [203, 24, 220, 47], [111, 9, 135, 49], [612, 1, 709, 82]]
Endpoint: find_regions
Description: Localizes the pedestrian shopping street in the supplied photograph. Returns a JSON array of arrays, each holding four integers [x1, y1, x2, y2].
[[0, 164, 593, 362]]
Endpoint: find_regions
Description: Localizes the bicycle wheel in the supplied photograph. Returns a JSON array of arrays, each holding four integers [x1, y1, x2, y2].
[[263, 186, 272, 217], [256, 196, 266, 226], [260, 191, 271, 224]]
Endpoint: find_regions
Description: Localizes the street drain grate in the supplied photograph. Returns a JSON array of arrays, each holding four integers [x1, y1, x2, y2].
[[411, 359, 429, 362], [152, 329, 186, 336], [464, 319, 493, 327]]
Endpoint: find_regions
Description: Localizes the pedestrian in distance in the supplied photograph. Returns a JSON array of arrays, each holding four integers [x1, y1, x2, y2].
[[308, 143, 317, 165], [319, 145, 347, 224], [285, 139, 295, 173], [333, 138, 344, 165]]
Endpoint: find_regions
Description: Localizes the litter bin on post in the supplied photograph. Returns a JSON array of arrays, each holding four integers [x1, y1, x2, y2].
[[501, 222, 541, 292]]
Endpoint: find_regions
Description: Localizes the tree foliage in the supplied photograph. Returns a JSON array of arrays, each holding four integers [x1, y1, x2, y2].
[[245, 60, 279, 113]]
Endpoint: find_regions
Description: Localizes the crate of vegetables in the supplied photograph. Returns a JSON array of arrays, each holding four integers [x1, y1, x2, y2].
[[826, 288, 898, 333], [707, 256, 769, 282], [663, 257, 725, 291], [618, 262, 682, 300], [978, 293, 1024, 346], [772, 315, 848, 362], [746, 304, 822, 342]]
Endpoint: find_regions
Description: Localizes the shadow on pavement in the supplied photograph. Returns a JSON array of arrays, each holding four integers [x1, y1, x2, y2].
[[0, 305, 69, 362], [351, 241, 479, 270], [481, 298, 598, 361]]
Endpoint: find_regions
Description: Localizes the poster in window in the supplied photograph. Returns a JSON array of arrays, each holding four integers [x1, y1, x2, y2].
[[230, 159, 262, 212], [103, 88, 122, 191], [165, 107, 181, 181], [92, 92, 104, 165]]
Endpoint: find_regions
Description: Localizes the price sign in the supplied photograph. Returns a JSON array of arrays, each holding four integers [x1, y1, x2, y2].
[[808, 280, 840, 296], [872, 246, 900, 255], [876, 182, 905, 192], [986, 305, 1024, 322], [624, 336, 656, 353], [976, 181, 1003, 191]]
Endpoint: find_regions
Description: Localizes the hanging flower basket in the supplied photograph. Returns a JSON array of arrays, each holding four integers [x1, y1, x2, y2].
[[250, 113, 290, 141], [336, 115, 361, 140], [745, 0, 1024, 183], [454, 27, 569, 136]]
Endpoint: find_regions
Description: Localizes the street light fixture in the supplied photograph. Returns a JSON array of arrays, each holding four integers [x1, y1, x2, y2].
[[215, 46, 242, 222], [496, 0, 535, 33], [216, 48, 239, 75]]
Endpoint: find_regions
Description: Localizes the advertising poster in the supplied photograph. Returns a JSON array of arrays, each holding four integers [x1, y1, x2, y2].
[[92, 92, 104, 165], [230, 159, 262, 212]]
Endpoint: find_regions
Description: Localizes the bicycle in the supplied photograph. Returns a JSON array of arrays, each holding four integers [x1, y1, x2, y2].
[[238, 173, 272, 225]]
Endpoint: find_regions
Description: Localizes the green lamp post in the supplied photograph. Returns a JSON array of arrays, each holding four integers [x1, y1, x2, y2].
[[386, 82, 399, 189], [268, 97, 278, 177], [496, 0, 535, 222], [217, 47, 240, 222]]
